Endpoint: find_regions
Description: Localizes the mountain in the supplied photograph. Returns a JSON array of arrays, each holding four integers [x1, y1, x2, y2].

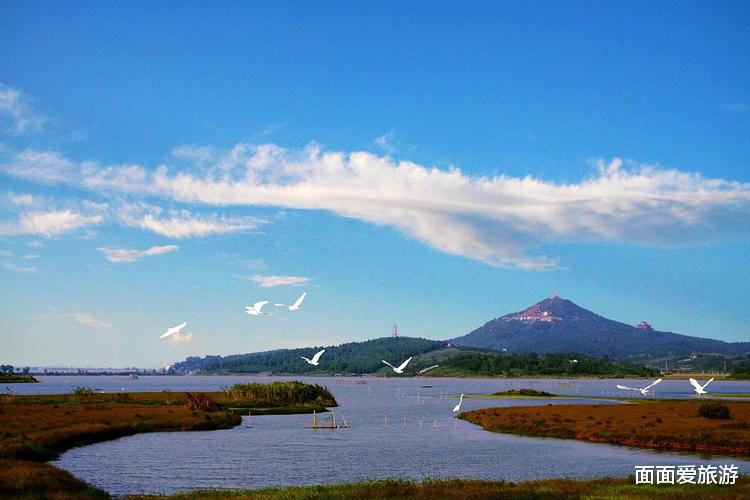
[[452, 295, 750, 362], [171, 337, 444, 375]]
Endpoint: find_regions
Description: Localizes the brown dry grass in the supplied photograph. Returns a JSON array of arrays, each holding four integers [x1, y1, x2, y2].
[[0, 392, 240, 461], [0, 391, 241, 498], [126, 477, 750, 499], [462, 400, 750, 456]]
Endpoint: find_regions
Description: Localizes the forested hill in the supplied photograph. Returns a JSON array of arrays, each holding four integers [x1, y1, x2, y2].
[[171, 337, 445, 375]]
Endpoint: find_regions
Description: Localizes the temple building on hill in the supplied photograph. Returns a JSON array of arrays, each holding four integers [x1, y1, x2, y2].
[[635, 321, 654, 331], [505, 304, 561, 322]]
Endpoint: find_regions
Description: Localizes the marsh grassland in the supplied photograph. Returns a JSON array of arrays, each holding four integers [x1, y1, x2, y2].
[[462, 400, 750, 456], [0, 382, 336, 499]]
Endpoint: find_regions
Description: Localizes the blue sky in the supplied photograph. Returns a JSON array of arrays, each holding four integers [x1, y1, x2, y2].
[[1, 1, 748, 367]]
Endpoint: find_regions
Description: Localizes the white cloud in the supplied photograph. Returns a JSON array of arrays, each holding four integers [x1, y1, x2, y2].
[[374, 131, 397, 154], [7, 193, 36, 206], [119, 209, 265, 238], [2, 261, 36, 273], [69, 313, 113, 330], [0, 84, 47, 135], [97, 244, 179, 263], [167, 331, 193, 344], [15, 210, 103, 236], [25, 240, 45, 248], [22, 254, 39, 260], [3, 144, 750, 269], [0, 250, 10, 257], [248, 275, 311, 287]]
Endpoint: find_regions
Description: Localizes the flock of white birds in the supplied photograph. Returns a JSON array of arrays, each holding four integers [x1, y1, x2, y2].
[[159, 298, 718, 419], [616, 377, 716, 397]]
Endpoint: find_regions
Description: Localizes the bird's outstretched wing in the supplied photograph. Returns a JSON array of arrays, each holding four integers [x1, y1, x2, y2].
[[293, 292, 307, 308], [174, 322, 187, 331], [643, 378, 662, 391], [300, 356, 310, 363], [382, 360, 396, 370], [397, 357, 413, 371], [254, 300, 269, 310], [159, 331, 173, 339], [310, 349, 325, 364], [702, 378, 715, 389], [616, 385, 638, 391], [274, 303, 289, 307], [689, 378, 703, 391]]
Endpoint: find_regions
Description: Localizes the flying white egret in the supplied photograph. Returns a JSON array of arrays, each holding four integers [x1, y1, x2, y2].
[[245, 301, 269, 316], [160, 322, 187, 339], [616, 378, 663, 396], [382, 356, 412, 374], [301, 349, 326, 366], [689, 377, 714, 397], [418, 364, 439, 374], [275, 292, 307, 311], [453, 394, 464, 413]]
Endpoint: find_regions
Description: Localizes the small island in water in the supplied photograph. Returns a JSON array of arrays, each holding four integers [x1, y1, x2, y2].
[[0, 374, 38, 383]]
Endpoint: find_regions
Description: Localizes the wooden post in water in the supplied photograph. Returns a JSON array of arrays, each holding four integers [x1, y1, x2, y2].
[[403, 415, 407, 428], [384, 415, 388, 429]]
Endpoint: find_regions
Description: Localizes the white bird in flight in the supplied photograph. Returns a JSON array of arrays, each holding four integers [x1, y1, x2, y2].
[[418, 364, 439, 374], [301, 349, 325, 366], [275, 292, 307, 311], [689, 377, 714, 397], [382, 356, 412, 374], [245, 301, 269, 316], [160, 322, 187, 339], [616, 378, 663, 396], [453, 393, 464, 413]]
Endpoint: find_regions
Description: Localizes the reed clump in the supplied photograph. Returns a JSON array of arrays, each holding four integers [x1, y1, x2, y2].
[[184, 393, 220, 412], [223, 381, 337, 407], [699, 400, 731, 420]]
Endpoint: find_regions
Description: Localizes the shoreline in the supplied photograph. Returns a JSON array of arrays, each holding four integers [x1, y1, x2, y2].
[[0, 384, 337, 498]]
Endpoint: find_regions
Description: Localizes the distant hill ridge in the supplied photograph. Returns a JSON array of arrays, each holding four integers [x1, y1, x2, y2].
[[452, 295, 750, 361], [172, 337, 443, 375], [172, 295, 749, 374]]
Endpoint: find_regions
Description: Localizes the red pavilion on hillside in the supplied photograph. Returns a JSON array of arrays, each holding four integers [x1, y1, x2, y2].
[[636, 321, 654, 332]]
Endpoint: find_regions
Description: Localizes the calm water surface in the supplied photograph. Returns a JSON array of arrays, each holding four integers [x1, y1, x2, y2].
[[10, 376, 748, 496]]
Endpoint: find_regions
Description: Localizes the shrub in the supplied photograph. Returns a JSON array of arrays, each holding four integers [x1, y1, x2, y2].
[[72, 386, 95, 403], [698, 400, 730, 420], [185, 392, 220, 412]]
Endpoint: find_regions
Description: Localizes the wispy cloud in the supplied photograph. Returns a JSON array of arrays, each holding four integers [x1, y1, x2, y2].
[[374, 131, 397, 154], [167, 331, 193, 344], [5, 193, 36, 206], [18, 210, 103, 236], [3, 144, 750, 269], [248, 275, 311, 287], [2, 261, 37, 273], [69, 313, 113, 330], [0, 209, 103, 237], [97, 244, 179, 263], [118, 205, 266, 238], [0, 84, 47, 135], [25, 240, 45, 248]]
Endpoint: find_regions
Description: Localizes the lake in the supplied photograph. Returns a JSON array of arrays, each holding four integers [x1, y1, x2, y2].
[[9, 376, 748, 496]]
